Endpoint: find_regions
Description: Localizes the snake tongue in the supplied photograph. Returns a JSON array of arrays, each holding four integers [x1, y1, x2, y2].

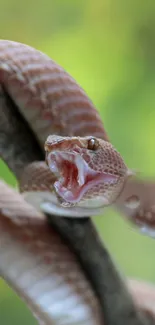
[[47, 151, 118, 204]]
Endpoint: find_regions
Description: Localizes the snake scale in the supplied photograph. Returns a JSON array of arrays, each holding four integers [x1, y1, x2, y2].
[[0, 39, 155, 324]]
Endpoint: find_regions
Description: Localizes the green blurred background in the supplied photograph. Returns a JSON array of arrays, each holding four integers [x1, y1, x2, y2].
[[0, 0, 155, 323]]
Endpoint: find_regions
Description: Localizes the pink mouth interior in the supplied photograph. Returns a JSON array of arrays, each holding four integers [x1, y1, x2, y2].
[[47, 151, 118, 204]]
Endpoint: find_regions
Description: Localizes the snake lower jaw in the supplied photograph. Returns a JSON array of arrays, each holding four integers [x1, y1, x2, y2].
[[41, 201, 107, 217], [22, 190, 108, 217]]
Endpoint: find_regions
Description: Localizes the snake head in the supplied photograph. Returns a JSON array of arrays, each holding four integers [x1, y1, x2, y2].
[[45, 135, 134, 210]]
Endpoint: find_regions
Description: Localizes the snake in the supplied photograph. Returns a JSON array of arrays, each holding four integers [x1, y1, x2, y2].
[[0, 39, 155, 324], [1, 181, 155, 325]]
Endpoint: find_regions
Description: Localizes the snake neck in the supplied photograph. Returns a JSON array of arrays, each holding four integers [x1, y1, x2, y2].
[[0, 86, 44, 179]]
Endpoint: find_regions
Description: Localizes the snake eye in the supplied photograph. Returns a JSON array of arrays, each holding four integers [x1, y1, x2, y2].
[[87, 138, 99, 151]]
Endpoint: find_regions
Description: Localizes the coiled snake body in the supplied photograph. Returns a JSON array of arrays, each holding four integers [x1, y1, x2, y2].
[[0, 40, 155, 324]]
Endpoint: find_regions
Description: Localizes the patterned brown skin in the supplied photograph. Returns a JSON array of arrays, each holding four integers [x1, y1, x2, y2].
[[0, 180, 102, 325], [1, 181, 155, 325], [0, 40, 155, 325], [116, 177, 155, 238]]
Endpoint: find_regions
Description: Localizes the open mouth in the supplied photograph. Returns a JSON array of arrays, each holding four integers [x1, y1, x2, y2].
[[46, 150, 118, 204]]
